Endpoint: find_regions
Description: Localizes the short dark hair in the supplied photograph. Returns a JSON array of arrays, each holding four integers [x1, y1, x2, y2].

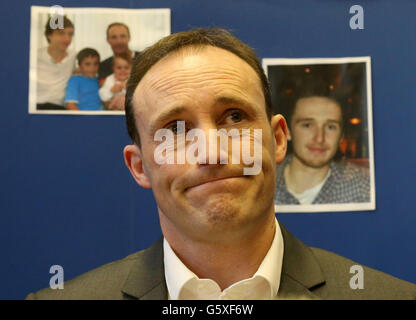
[[44, 15, 74, 43], [113, 52, 133, 66], [125, 28, 272, 147], [77, 48, 100, 65], [106, 22, 130, 38], [285, 80, 345, 132]]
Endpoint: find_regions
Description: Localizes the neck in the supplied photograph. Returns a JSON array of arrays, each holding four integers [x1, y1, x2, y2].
[[160, 209, 276, 290], [48, 45, 67, 62], [285, 155, 330, 194]]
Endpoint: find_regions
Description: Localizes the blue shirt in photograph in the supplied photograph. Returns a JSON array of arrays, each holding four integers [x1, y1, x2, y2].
[[65, 75, 102, 110]]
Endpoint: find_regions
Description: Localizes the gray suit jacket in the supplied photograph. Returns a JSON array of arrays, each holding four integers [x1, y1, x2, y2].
[[26, 223, 416, 300]]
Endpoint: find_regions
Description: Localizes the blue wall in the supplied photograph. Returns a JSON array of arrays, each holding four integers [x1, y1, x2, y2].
[[1, 0, 415, 299]]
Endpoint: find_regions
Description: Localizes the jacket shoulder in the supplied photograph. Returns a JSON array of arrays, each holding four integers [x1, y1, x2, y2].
[[26, 249, 149, 300], [310, 247, 416, 299]]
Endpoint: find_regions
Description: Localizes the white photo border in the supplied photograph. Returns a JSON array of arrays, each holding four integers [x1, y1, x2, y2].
[[28, 6, 171, 116], [263, 57, 376, 213]]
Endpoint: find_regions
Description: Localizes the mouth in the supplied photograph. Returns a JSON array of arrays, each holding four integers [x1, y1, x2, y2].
[[308, 147, 327, 153], [186, 175, 246, 191]]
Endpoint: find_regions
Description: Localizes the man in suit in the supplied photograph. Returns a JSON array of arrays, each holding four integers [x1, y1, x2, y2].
[[27, 28, 416, 300]]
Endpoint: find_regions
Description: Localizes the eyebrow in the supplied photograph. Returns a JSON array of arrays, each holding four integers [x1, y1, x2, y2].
[[150, 106, 186, 133], [214, 96, 259, 117], [215, 96, 252, 108], [149, 95, 258, 133]]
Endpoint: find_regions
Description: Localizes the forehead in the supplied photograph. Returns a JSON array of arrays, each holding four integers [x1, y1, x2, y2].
[[81, 55, 99, 63], [293, 96, 342, 121], [114, 57, 129, 65], [51, 27, 74, 35], [133, 46, 264, 120], [108, 25, 129, 36]]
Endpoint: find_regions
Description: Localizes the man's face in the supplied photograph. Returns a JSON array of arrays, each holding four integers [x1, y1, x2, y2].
[[289, 96, 343, 169], [107, 25, 130, 55], [127, 46, 286, 240], [79, 56, 99, 78], [47, 27, 74, 51]]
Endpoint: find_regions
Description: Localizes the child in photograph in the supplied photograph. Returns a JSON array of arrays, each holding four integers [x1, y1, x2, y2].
[[99, 52, 132, 110], [65, 48, 102, 111]]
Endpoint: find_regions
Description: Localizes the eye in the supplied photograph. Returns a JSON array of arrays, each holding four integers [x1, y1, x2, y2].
[[223, 109, 245, 124], [165, 122, 178, 134], [164, 121, 187, 135], [301, 122, 311, 128], [230, 111, 242, 122]]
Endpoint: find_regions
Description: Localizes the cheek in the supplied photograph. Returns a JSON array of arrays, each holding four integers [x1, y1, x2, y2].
[[50, 36, 59, 44], [149, 164, 188, 200], [291, 131, 305, 148], [291, 127, 303, 139], [328, 131, 342, 145], [259, 130, 276, 170], [142, 144, 177, 189]]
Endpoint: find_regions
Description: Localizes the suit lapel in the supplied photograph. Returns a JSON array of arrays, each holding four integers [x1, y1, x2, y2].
[[121, 237, 168, 300], [276, 222, 326, 300]]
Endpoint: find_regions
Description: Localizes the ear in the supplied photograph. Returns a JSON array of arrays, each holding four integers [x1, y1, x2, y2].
[[123, 144, 152, 189], [271, 114, 288, 164]]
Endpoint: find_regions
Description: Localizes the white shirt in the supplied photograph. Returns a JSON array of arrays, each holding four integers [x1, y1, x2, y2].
[[36, 47, 76, 105], [163, 218, 284, 300], [99, 73, 126, 102], [288, 169, 331, 205]]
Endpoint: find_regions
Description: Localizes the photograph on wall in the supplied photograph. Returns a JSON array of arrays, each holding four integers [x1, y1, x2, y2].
[[28, 6, 171, 115], [263, 57, 375, 213]]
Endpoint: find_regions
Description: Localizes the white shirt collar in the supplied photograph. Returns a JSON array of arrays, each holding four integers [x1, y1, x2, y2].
[[288, 168, 331, 205], [163, 217, 284, 300], [38, 46, 75, 64]]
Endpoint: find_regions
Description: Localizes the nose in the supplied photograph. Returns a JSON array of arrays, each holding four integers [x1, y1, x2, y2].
[[314, 126, 325, 144], [192, 123, 230, 166]]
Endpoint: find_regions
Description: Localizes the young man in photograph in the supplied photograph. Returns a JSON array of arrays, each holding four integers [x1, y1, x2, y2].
[[275, 92, 370, 205], [27, 28, 415, 300], [36, 16, 76, 110]]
